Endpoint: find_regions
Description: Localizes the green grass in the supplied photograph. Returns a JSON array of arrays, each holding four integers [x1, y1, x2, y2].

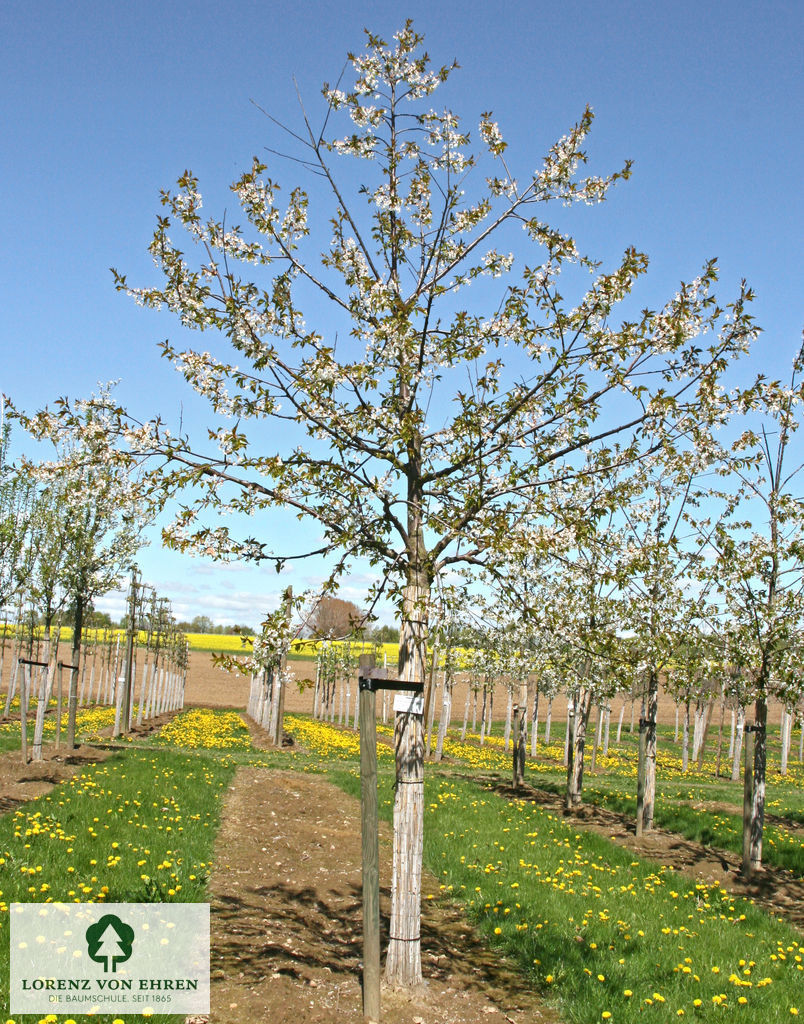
[[0, 747, 236, 1023], [446, 722, 804, 876], [2, 706, 801, 1024], [330, 767, 804, 1024]]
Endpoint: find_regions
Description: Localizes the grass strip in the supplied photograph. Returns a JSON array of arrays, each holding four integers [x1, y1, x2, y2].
[[0, 746, 236, 1024], [331, 768, 804, 1024]]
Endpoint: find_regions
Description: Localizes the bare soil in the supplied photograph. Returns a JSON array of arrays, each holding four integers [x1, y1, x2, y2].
[[204, 766, 559, 1024]]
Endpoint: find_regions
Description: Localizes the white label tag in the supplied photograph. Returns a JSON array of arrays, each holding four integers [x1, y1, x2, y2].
[[393, 693, 424, 715]]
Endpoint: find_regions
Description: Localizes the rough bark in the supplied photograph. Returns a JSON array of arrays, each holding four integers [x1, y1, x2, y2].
[[748, 697, 767, 872], [513, 704, 526, 789], [566, 686, 593, 809], [681, 699, 690, 772], [530, 685, 540, 757], [385, 571, 427, 987], [32, 630, 54, 761], [779, 708, 790, 776], [433, 659, 452, 762], [731, 705, 745, 781], [460, 686, 470, 741], [640, 671, 659, 832], [67, 595, 85, 749]]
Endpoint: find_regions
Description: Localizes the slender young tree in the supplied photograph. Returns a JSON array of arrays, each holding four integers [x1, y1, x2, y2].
[[0, 413, 38, 613], [705, 345, 804, 874], [23, 389, 146, 747], [47, 25, 757, 984], [614, 457, 718, 835]]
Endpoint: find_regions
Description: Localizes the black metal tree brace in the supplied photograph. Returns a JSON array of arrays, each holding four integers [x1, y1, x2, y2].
[[358, 667, 424, 694]]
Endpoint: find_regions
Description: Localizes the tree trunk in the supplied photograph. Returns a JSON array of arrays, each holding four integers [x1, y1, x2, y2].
[[779, 708, 790, 776], [682, 699, 690, 772], [275, 660, 287, 745], [270, 666, 284, 746], [563, 693, 574, 767], [66, 596, 85, 749], [312, 658, 321, 719], [696, 700, 714, 767], [748, 697, 767, 872], [691, 699, 703, 762], [616, 700, 625, 743], [602, 704, 611, 757], [715, 685, 726, 777], [32, 628, 55, 761], [589, 703, 599, 776], [513, 704, 526, 789], [385, 572, 427, 988], [635, 717, 647, 838], [566, 687, 593, 809], [424, 667, 439, 759], [20, 662, 30, 763], [434, 661, 452, 763], [460, 685, 470, 741], [530, 685, 540, 757], [639, 671, 659, 832], [545, 696, 553, 745], [731, 705, 745, 781], [503, 688, 513, 752], [741, 721, 754, 875], [423, 645, 439, 759]]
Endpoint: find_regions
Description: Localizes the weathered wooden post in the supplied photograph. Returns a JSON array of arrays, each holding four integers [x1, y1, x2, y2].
[[19, 658, 49, 763], [270, 586, 293, 747], [635, 716, 647, 838], [20, 660, 29, 764], [742, 722, 756, 876], [564, 706, 576, 811], [513, 704, 526, 789], [115, 568, 138, 739], [357, 657, 425, 1021], [358, 653, 380, 1024], [56, 661, 64, 748]]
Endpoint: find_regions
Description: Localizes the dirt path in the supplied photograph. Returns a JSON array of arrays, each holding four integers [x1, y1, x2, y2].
[[205, 768, 560, 1024]]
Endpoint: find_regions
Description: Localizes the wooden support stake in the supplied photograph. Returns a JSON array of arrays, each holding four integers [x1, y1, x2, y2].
[[20, 662, 28, 765], [358, 654, 380, 1024], [742, 724, 756, 876], [18, 658, 48, 764], [635, 718, 647, 838], [56, 662, 64, 749]]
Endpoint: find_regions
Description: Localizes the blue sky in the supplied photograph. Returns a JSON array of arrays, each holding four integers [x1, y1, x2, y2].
[[1, 0, 801, 625]]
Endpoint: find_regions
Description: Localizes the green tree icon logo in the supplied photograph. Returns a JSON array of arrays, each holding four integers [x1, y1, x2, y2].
[[85, 914, 135, 973]]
